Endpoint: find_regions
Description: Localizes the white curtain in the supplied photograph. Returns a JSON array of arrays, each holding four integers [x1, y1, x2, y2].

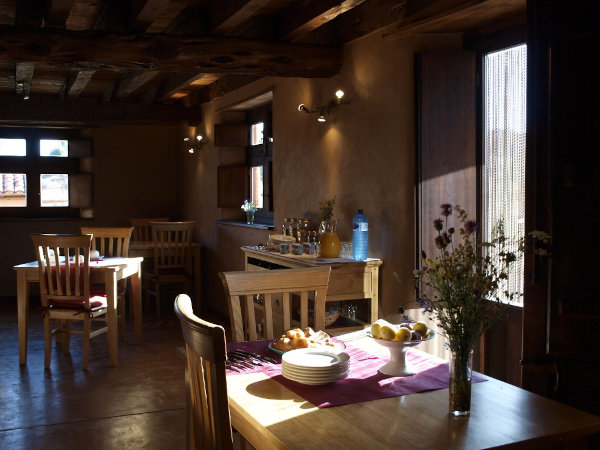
[[484, 44, 527, 305]]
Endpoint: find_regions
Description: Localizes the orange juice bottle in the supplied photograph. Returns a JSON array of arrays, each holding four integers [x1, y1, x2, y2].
[[319, 219, 341, 258]]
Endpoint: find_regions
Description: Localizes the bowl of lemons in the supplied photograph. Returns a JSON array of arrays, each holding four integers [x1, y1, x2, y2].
[[365, 319, 435, 376]]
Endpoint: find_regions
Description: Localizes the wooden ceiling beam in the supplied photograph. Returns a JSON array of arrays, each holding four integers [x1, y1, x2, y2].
[[210, 0, 272, 35], [0, 27, 342, 77], [0, 92, 202, 125], [61, 69, 95, 98], [47, 0, 76, 26], [0, 0, 16, 25], [278, 0, 368, 41], [65, 0, 103, 30], [380, 0, 526, 40], [113, 69, 160, 99]]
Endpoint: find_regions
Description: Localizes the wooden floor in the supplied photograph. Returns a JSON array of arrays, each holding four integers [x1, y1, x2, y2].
[[0, 296, 220, 449]]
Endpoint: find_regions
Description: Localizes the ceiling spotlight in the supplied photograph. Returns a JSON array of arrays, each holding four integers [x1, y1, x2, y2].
[[335, 90, 344, 102], [184, 135, 206, 154]]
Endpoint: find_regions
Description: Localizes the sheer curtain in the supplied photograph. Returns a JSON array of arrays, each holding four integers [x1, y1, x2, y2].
[[483, 44, 527, 305]]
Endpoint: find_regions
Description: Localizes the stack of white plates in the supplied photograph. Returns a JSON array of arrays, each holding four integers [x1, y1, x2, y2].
[[282, 348, 350, 385]]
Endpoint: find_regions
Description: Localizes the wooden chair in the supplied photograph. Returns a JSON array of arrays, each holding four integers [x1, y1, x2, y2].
[[146, 221, 195, 318], [174, 294, 234, 450], [81, 226, 134, 341], [31, 233, 111, 370], [130, 217, 169, 242], [219, 266, 331, 342]]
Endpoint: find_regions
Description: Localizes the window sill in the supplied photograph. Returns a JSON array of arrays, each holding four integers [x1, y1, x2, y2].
[[217, 220, 274, 231]]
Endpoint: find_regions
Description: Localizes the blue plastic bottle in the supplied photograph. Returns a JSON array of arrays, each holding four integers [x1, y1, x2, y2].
[[352, 209, 368, 260]]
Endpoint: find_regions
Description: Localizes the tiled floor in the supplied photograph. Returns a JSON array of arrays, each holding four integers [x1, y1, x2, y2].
[[0, 298, 199, 449]]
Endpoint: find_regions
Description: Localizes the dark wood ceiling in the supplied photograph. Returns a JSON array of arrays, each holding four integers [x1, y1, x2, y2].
[[0, 0, 525, 126]]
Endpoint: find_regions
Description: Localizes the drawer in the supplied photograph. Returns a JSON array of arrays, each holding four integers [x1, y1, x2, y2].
[[327, 265, 372, 296]]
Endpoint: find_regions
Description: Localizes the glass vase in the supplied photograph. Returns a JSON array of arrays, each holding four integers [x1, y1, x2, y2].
[[246, 211, 255, 224], [319, 219, 341, 258], [449, 349, 473, 416]]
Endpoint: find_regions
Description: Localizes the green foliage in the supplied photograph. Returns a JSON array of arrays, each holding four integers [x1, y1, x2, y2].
[[319, 197, 335, 222]]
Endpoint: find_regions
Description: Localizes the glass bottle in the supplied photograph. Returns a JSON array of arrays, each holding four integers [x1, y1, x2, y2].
[[319, 219, 341, 258]]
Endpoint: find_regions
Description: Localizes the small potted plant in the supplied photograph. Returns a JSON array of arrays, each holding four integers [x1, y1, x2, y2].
[[241, 200, 257, 224]]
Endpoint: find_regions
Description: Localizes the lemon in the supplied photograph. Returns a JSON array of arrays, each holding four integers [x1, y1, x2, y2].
[[412, 321, 428, 336], [394, 327, 411, 342], [380, 324, 397, 341]]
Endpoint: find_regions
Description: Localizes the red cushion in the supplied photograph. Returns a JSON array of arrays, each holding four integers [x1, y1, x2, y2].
[[50, 295, 107, 310], [49, 264, 86, 293]]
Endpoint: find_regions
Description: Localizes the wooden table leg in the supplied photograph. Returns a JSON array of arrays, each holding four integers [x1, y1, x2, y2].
[[105, 271, 118, 366], [192, 245, 202, 313], [17, 271, 29, 365], [130, 264, 142, 345]]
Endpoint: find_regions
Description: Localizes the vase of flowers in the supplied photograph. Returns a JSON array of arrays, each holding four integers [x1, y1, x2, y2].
[[241, 200, 257, 224], [414, 204, 521, 416]]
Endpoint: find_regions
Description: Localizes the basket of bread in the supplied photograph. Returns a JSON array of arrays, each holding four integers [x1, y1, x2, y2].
[[270, 327, 345, 354]]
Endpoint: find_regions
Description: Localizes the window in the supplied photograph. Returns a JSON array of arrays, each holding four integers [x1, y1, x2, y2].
[[247, 106, 273, 223], [0, 128, 91, 218], [482, 44, 527, 305]]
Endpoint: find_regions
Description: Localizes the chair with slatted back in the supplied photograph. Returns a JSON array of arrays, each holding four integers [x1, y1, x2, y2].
[[218, 266, 331, 342], [81, 226, 134, 341], [130, 217, 169, 242], [31, 233, 111, 370], [174, 294, 234, 450], [147, 221, 195, 318]]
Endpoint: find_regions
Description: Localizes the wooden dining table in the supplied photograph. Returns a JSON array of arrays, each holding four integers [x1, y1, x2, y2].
[[226, 331, 600, 449], [128, 241, 201, 310], [13, 256, 143, 366]]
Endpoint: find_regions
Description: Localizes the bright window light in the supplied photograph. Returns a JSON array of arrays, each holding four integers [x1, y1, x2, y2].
[[250, 122, 264, 146], [0, 173, 27, 207], [0, 139, 26, 156], [250, 165, 264, 209], [40, 174, 69, 207], [40, 140, 68, 157]]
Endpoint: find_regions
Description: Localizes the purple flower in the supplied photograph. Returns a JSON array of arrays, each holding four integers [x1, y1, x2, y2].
[[442, 232, 451, 245], [433, 218, 443, 231], [435, 235, 446, 249], [464, 220, 477, 234], [440, 204, 452, 217], [448, 227, 455, 235]]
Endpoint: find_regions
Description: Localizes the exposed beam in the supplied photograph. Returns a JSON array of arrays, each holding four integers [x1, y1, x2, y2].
[[307, 0, 407, 44], [61, 69, 95, 98], [155, 72, 221, 103], [278, 0, 368, 41], [113, 69, 160, 99], [380, 0, 526, 39], [47, 0, 76, 26], [132, 0, 170, 31], [65, 0, 103, 30], [0, 0, 16, 25], [0, 27, 342, 77], [0, 92, 202, 125], [211, 0, 272, 35]]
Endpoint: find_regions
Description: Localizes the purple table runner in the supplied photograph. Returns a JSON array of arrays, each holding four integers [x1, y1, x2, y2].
[[226, 339, 486, 408]]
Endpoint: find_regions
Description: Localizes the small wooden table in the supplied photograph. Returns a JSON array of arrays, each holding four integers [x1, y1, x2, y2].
[[242, 246, 382, 332], [129, 241, 202, 310], [226, 332, 600, 449], [13, 256, 143, 366]]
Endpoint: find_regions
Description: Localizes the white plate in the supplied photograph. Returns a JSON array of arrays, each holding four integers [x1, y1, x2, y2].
[[269, 339, 346, 355], [282, 369, 349, 385], [282, 349, 350, 369], [282, 362, 349, 376]]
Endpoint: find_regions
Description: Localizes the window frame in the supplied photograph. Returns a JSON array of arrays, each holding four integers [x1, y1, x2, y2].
[[0, 127, 87, 219], [246, 105, 273, 224]]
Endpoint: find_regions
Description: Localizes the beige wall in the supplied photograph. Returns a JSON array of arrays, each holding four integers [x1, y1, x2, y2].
[[0, 124, 184, 296], [181, 32, 463, 319]]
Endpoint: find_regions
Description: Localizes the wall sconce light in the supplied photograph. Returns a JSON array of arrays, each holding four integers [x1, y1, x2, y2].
[[16, 80, 31, 100], [184, 135, 206, 154], [298, 89, 346, 123]]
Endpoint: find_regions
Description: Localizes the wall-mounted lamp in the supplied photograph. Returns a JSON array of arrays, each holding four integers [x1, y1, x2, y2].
[[184, 135, 207, 154], [298, 89, 346, 123], [16, 80, 31, 100]]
